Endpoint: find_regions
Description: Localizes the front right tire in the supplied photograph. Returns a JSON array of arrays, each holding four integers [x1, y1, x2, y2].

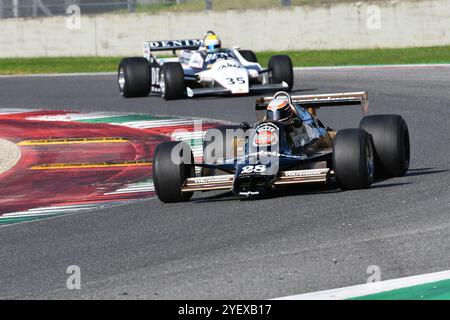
[[118, 57, 151, 98], [153, 141, 194, 203], [239, 50, 258, 63], [268, 55, 294, 91]]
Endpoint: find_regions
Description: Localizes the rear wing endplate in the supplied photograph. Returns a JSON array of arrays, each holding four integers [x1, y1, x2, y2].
[[255, 91, 369, 116]]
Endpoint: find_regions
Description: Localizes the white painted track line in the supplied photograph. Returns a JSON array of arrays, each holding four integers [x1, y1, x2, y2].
[[0, 72, 115, 78], [274, 270, 450, 300], [296, 64, 450, 71]]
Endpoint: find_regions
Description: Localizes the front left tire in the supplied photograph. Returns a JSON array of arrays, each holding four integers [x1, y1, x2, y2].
[[160, 62, 186, 100], [333, 128, 375, 190], [360, 114, 410, 178]]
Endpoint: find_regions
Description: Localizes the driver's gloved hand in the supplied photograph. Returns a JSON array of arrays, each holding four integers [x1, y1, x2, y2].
[[240, 121, 251, 131]]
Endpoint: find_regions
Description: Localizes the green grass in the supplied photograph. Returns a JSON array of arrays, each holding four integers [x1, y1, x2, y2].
[[122, 0, 426, 13], [130, 0, 319, 13], [257, 46, 450, 67], [1, 46, 449, 75], [0, 57, 122, 75]]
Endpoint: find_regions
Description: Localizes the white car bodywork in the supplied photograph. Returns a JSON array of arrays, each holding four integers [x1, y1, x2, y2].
[[143, 40, 288, 97]]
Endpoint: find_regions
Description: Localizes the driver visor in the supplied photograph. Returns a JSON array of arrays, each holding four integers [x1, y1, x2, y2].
[[207, 44, 220, 51], [266, 106, 292, 122]]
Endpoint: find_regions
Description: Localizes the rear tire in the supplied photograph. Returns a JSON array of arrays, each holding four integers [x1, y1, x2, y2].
[[160, 62, 185, 100], [239, 50, 258, 63], [360, 115, 410, 178], [333, 128, 375, 190], [268, 55, 294, 91], [153, 141, 194, 203], [118, 57, 151, 98]]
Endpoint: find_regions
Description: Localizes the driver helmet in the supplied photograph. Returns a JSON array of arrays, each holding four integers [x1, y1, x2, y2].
[[204, 33, 221, 53], [266, 98, 295, 123]]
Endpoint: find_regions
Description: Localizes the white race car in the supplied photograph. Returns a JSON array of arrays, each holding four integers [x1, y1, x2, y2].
[[118, 31, 294, 100]]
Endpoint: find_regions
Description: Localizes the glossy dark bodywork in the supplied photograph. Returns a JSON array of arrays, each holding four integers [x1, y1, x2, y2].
[[198, 103, 334, 196]]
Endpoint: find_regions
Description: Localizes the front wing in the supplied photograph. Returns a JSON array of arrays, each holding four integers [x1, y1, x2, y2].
[[181, 168, 332, 193], [186, 82, 290, 98]]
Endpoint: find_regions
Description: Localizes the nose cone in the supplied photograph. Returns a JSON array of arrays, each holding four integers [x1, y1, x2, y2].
[[232, 162, 279, 197], [212, 59, 249, 94], [233, 175, 275, 197]]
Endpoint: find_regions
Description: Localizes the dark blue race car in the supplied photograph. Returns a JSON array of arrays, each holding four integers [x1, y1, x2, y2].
[[153, 91, 410, 203]]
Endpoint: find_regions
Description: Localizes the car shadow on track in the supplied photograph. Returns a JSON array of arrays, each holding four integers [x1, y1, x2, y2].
[[370, 182, 412, 189], [146, 88, 319, 102], [191, 168, 444, 204], [191, 183, 390, 204], [192, 191, 235, 203], [405, 168, 448, 177]]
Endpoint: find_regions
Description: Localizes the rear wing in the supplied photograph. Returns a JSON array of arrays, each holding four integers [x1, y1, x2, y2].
[[143, 39, 203, 60], [255, 91, 369, 116]]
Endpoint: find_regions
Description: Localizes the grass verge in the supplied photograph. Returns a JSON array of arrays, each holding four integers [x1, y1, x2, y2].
[[257, 46, 450, 68], [1, 46, 449, 75], [0, 57, 122, 75], [123, 0, 425, 13]]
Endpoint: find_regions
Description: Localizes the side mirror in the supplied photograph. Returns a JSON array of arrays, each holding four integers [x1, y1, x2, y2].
[[292, 118, 302, 128], [240, 121, 252, 131]]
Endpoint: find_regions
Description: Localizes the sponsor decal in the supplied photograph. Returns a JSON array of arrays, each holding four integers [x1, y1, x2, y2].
[[282, 169, 329, 177], [255, 130, 275, 146], [151, 65, 161, 86], [284, 171, 312, 177], [247, 151, 280, 158], [205, 51, 232, 62], [191, 176, 232, 184], [252, 123, 279, 147], [217, 62, 241, 70], [239, 191, 260, 196], [148, 39, 202, 50]]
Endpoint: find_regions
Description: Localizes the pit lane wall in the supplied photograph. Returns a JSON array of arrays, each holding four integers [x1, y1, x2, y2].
[[0, 0, 449, 58]]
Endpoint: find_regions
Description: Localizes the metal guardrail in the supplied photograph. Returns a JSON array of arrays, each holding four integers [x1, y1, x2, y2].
[[0, 0, 132, 18], [0, 0, 293, 19]]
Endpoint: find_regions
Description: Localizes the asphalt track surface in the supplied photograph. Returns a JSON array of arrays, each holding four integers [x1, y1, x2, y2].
[[0, 67, 449, 299]]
